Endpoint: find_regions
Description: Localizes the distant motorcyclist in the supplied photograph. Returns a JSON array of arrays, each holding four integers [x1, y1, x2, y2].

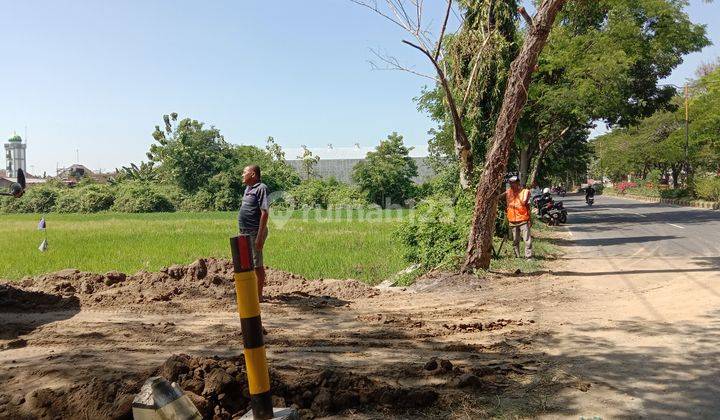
[[585, 184, 596, 204]]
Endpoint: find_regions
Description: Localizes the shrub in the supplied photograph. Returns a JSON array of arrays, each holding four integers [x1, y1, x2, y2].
[[694, 175, 720, 201], [397, 193, 473, 270], [644, 169, 663, 183], [112, 182, 175, 213], [178, 190, 215, 212], [616, 181, 638, 193], [287, 179, 369, 209], [55, 190, 83, 213], [659, 188, 690, 199], [1, 185, 60, 213]]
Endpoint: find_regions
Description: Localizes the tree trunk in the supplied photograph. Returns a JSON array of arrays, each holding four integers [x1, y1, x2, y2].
[[519, 147, 530, 186], [526, 147, 546, 188], [462, 0, 566, 272], [456, 130, 474, 189]]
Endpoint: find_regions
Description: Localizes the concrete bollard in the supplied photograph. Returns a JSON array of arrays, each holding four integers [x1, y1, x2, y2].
[[230, 235, 297, 420]]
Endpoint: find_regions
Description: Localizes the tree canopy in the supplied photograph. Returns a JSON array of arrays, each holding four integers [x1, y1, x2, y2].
[[353, 132, 418, 207]]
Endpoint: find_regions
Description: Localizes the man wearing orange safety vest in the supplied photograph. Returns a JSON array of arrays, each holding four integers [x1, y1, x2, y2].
[[503, 176, 533, 259]]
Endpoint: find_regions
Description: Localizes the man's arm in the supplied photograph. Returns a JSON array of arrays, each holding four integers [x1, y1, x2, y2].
[[256, 185, 270, 251], [256, 209, 269, 251]]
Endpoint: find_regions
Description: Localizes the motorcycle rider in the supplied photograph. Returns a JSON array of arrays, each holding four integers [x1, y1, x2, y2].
[[538, 187, 553, 209], [585, 184, 596, 204]]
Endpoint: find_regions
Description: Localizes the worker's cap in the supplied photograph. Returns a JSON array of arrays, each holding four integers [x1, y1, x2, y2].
[[508, 176, 519, 182]]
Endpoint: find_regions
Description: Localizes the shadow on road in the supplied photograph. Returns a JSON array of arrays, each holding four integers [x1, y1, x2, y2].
[[535, 309, 720, 418], [550, 235, 678, 247]]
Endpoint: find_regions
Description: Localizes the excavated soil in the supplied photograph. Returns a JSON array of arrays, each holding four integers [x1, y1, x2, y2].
[[0, 259, 582, 419], [2, 259, 378, 314]]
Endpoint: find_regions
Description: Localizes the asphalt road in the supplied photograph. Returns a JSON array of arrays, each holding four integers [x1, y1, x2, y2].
[[541, 192, 720, 418], [562, 193, 720, 258]]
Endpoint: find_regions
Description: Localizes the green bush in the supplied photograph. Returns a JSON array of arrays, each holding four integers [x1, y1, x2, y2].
[[660, 188, 690, 199], [644, 169, 663, 183], [397, 193, 473, 269], [112, 182, 175, 213], [54, 190, 83, 213], [56, 184, 115, 213], [694, 175, 720, 201], [287, 179, 369, 209], [1, 185, 60, 213], [178, 190, 215, 212]]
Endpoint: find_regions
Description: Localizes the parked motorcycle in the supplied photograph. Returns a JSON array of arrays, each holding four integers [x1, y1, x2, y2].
[[532, 194, 568, 225]]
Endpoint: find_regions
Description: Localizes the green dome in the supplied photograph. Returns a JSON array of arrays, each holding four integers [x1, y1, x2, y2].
[[8, 135, 22, 143]]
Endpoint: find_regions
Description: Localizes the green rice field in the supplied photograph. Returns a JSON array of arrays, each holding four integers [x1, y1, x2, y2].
[[0, 209, 411, 283]]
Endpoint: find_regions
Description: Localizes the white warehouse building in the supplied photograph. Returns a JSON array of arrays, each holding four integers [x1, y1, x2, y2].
[[285, 144, 435, 184]]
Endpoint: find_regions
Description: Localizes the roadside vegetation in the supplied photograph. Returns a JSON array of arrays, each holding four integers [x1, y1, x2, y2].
[[594, 64, 720, 201]]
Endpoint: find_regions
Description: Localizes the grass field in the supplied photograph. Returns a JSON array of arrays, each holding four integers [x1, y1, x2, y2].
[[0, 209, 558, 284], [0, 209, 411, 283]]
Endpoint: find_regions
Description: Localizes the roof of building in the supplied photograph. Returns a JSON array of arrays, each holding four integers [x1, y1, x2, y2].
[[7, 135, 22, 143], [285, 144, 429, 161], [0, 176, 46, 184]]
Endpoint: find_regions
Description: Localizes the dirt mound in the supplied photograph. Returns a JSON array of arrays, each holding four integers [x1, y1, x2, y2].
[[0, 259, 379, 313], [0, 353, 438, 419]]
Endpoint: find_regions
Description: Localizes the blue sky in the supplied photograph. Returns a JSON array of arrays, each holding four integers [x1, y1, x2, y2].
[[0, 1, 717, 175]]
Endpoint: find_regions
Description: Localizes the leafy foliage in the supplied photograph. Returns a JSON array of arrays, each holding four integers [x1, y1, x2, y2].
[[285, 178, 369, 209], [694, 175, 720, 201], [147, 114, 234, 193], [56, 184, 115, 213], [352, 132, 418, 207], [397, 193, 473, 270], [111, 182, 177, 213], [1, 185, 60, 213]]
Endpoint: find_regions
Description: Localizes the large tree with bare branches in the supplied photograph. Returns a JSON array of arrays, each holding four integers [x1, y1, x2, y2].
[[462, 0, 567, 271], [351, 0, 504, 188]]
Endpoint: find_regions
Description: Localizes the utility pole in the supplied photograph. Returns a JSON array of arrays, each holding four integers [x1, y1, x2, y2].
[[684, 83, 689, 167]]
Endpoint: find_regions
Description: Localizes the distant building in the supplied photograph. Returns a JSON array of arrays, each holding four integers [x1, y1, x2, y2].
[[4, 134, 26, 178], [57, 164, 94, 179], [0, 176, 46, 190], [285, 144, 435, 184]]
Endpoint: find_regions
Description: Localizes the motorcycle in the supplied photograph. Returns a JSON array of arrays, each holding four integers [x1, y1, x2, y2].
[[586, 196, 594, 206], [532, 194, 568, 225]]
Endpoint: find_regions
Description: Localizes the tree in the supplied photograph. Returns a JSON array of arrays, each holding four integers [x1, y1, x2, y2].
[[265, 136, 286, 162], [595, 65, 720, 188], [463, 0, 566, 271], [113, 161, 158, 183], [297, 146, 320, 180], [352, 0, 508, 188], [147, 113, 233, 193], [352, 132, 418, 207], [464, 0, 710, 270], [416, 0, 520, 188]]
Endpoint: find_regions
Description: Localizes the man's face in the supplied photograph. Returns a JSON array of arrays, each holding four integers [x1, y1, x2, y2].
[[242, 167, 256, 185], [510, 181, 520, 191]]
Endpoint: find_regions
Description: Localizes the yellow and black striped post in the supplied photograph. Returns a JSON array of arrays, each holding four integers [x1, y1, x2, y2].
[[230, 234, 273, 419]]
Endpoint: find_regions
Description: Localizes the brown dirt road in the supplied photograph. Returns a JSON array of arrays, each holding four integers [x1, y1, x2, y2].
[[1, 244, 719, 418]]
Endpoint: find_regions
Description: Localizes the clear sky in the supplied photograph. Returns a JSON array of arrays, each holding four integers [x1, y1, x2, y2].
[[0, 1, 717, 176]]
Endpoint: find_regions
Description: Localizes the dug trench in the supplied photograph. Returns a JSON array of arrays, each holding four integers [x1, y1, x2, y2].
[[0, 258, 584, 419]]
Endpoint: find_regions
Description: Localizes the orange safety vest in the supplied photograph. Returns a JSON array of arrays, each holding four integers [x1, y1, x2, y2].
[[506, 188, 530, 223]]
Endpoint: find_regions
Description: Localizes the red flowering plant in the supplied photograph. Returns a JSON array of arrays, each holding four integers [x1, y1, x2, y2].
[[616, 181, 638, 194]]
